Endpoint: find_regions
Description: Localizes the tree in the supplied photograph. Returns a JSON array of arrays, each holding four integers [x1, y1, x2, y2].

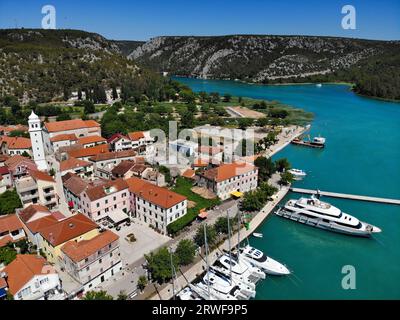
[[112, 86, 118, 100], [237, 118, 253, 130], [159, 166, 171, 184], [275, 158, 291, 173], [254, 156, 276, 182], [0, 190, 22, 215], [175, 239, 196, 266], [279, 171, 294, 186], [83, 290, 114, 300], [8, 130, 29, 138], [241, 191, 265, 212], [0, 244, 17, 265], [137, 275, 148, 291], [214, 216, 235, 235], [56, 113, 71, 121], [180, 111, 195, 129], [117, 291, 128, 300], [145, 247, 178, 283], [83, 100, 95, 114], [194, 225, 217, 247], [223, 93, 232, 102]]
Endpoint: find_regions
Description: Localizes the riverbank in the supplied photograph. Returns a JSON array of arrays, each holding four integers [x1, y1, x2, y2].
[[150, 186, 290, 300]]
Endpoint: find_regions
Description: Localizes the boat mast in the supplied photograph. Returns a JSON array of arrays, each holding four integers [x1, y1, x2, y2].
[[237, 210, 241, 260], [227, 209, 233, 283], [169, 247, 176, 300], [204, 224, 211, 299]]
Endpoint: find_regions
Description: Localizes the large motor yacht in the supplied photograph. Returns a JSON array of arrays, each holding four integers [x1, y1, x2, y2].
[[276, 194, 381, 237], [239, 245, 290, 276]]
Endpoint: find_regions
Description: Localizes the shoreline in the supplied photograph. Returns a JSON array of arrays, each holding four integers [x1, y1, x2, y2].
[[151, 186, 290, 300], [174, 75, 400, 103]]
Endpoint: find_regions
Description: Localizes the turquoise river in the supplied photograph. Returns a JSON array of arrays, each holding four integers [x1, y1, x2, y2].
[[175, 77, 400, 300]]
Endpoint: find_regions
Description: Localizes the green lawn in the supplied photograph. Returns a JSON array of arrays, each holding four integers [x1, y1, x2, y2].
[[167, 177, 221, 235]]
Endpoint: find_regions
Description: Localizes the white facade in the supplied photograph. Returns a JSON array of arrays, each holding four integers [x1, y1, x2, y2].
[[130, 194, 187, 234], [13, 273, 63, 301], [215, 169, 258, 200], [28, 111, 47, 171]]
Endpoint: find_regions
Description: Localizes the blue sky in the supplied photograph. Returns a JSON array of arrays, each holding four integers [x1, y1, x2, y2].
[[0, 0, 399, 40]]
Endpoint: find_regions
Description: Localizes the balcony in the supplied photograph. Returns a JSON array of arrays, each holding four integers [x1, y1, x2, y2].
[[20, 192, 39, 202]]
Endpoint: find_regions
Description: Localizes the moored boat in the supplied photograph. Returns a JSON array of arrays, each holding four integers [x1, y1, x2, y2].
[[276, 195, 382, 237], [239, 245, 290, 276]]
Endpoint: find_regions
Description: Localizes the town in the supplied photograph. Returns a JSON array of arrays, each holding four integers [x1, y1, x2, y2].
[[0, 86, 306, 300]]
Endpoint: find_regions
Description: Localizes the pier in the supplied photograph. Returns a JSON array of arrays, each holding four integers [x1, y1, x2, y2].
[[290, 188, 400, 205]]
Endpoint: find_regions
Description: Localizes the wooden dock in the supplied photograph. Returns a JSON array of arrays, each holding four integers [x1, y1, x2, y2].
[[290, 188, 400, 205]]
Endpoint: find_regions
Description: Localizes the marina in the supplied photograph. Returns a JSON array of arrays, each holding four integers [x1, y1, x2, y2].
[[178, 78, 400, 299]]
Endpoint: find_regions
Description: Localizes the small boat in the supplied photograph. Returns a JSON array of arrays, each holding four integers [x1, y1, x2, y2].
[[316, 83, 322, 87], [253, 233, 263, 238], [288, 168, 307, 179], [312, 136, 326, 146], [239, 245, 290, 276], [276, 194, 382, 237]]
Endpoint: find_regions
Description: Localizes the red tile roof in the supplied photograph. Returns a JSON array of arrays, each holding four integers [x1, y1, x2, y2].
[[61, 230, 119, 263], [44, 119, 100, 133], [201, 161, 256, 182], [63, 174, 88, 196], [126, 177, 186, 209], [38, 213, 98, 247], [0, 166, 10, 175], [182, 169, 195, 179], [84, 179, 128, 201], [18, 204, 50, 223], [4, 155, 36, 171], [25, 215, 59, 233], [1, 136, 31, 149], [60, 157, 92, 172], [77, 135, 107, 145], [29, 169, 55, 183], [3, 254, 57, 295], [128, 131, 144, 141], [89, 150, 136, 162], [67, 144, 109, 159], [0, 214, 23, 234], [50, 133, 78, 143]]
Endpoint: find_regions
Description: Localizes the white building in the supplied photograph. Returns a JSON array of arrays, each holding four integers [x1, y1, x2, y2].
[[60, 230, 121, 292], [1, 254, 64, 300], [42, 119, 101, 154], [28, 111, 47, 171], [198, 161, 258, 200], [126, 177, 187, 234]]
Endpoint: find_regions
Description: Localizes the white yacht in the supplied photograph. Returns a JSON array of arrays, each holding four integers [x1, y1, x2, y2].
[[196, 270, 250, 300], [239, 245, 290, 276], [288, 168, 307, 179], [209, 266, 256, 298], [316, 83, 322, 87], [213, 254, 261, 288], [276, 195, 382, 237], [177, 287, 202, 300]]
